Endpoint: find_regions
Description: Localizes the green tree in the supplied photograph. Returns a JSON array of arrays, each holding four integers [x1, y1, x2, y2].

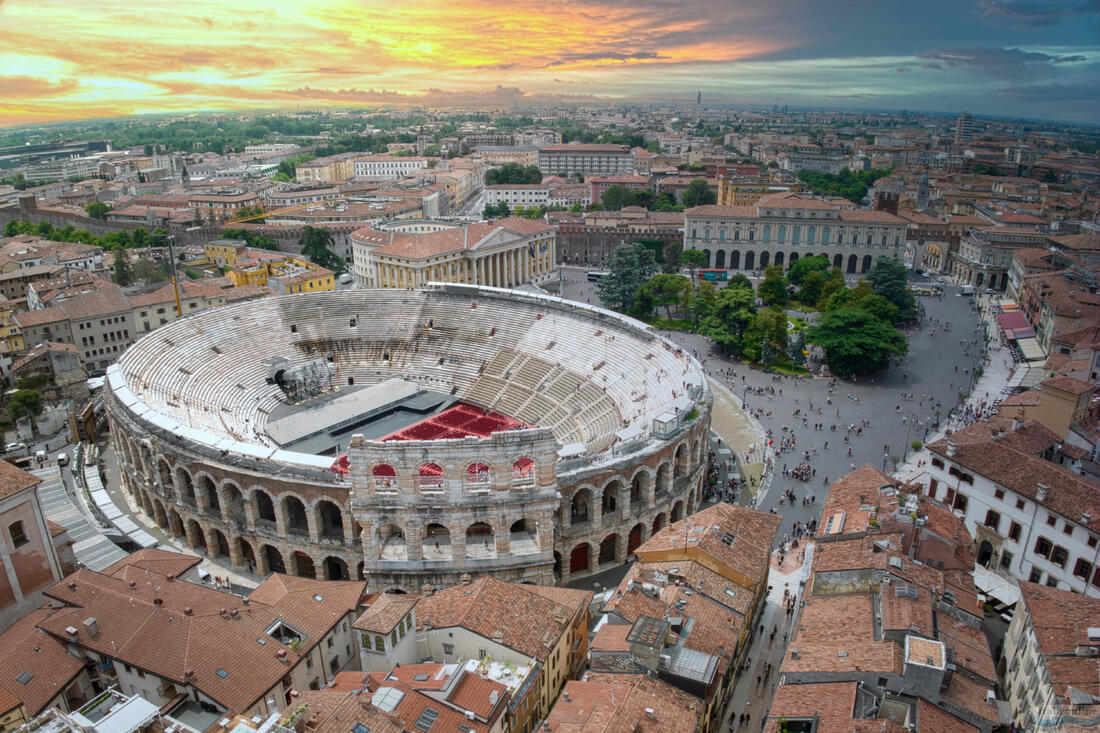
[[596, 243, 657, 314], [112, 245, 134, 286], [298, 226, 346, 274], [796, 269, 827, 306], [700, 280, 757, 356], [482, 201, 511, 219], [806, 307, 908, 377], [815, 269, 847, 309], [485, 164, 542, 185], [221, 228, 279, 251], [679, 249, 707, 283], [758, 265, 788, 305], [741, 306, 789, 365], [797, 168, 891, 203], [601, 185, 640, 211], [786, 254, 830, 285], [639, 273, 690, 318], [867, 257, 916, 323], [85, 201, 113, 219], [8, 389, 43, 422], [971, 161, 1001, 176], [682, 179, 717, 208], [856, 293, 899, 325]]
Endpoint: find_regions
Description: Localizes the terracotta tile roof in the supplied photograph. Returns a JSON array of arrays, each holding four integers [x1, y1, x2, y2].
[[540, 144, 630, 154], [755, 192, 836, 209], [414, 576, 590, 662], [0, 608, 86, 715], [546, 674, 702, 733], [880, 581, 934, 637], [13, 306, 67, 328], [288, 689, 404, 733], [927, 434, 1100, 531], [837, 209, 908, 223], [103, 548, 201, 579], [38, 561, 364, 713], [385, 663, 451, 691], [635, 503, 780, 589], [684, 204, 756, 217], [353, 593, 416, 634], [1019, 581, 1100, 699], [590, 623, 632, 653], [938, 620, 997, 682], [56, 285, 131, 321], [364, 673, 480, 733], [915, 698, 982, 732], [765, 682, 863, 732], [944, 417, 1059, 456], [0, 460, 41, 501], [1000, 390, 1040, 406], [445, 667, 509, 720], [354, 218, 551, 260], [940, 672, 999, 723], [1041, 375, 1095, 395], [817, 465, 903, 538]]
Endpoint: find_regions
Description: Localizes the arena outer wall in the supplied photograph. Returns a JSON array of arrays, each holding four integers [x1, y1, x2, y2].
[[104, 285, 711, 592]]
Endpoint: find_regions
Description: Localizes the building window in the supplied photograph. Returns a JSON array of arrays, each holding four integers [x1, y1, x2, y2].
[[1034, 536, 1053, 559], [375, 635, 385, 651], [1073, 558, 1093, 580], [1029, 568, 1043, 583], [8, 521, 27, 548], [984, 510, 1001, 533], [442, 643, 454, 656], [1089, 535, 1098, 549], [1047, 515, 1057, 527], [994, 489, 1005, 500], [1009, 522, 1022, 541], [927, 478, 938, 498], [1050, 545, 1069, 568], [478, 649, 487, 660], [1063, 522, 1073, 537], [1016, 499, 1025, 510]]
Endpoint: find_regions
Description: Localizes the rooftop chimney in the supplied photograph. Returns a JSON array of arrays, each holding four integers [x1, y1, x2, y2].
[[230, 608, 239, 619], [185, 669, 195, 679], [946, 441, 957, 457], [1011, 418, 1021, 431], [277, 649, 289, 663], [184, 607, 193, 616], [67, 581, 77, 591], [1037, 483, 1049, 501], [83, 618, 99, 639], [129, 581, 137, 589], [167, 574, 175, 582], [644, 708, 656, 721]]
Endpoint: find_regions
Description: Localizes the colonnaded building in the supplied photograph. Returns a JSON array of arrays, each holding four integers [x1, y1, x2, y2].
[[683, 192, 909, 274], [104, 286, 710, 592]]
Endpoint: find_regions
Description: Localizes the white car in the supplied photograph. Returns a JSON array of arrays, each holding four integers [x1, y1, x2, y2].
[[56, 453, 69, 467], [5, 442, 25, 453]]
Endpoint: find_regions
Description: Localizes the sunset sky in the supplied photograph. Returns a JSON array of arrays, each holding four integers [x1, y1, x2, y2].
[[1, 0, 1098, 126]]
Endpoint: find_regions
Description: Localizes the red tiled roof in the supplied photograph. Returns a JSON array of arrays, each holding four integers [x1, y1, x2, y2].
[[0, 460, 41, 501]]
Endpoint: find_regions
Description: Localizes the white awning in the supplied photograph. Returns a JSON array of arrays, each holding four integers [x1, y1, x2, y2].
[[972, 566, 1021, 608]]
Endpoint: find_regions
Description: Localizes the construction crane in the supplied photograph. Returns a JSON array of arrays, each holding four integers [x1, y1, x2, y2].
[[226, 201, 340, 224]]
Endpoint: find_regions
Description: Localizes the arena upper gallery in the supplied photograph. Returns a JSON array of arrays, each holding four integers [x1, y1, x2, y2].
[[105, 284, 711, 591]]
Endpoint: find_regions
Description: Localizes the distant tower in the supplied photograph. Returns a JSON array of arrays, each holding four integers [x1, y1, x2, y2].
[[955, 112, 974, 145], [181, 164, 190, 190], [916, 171, 929, 211], [697, 90, 702, 106]]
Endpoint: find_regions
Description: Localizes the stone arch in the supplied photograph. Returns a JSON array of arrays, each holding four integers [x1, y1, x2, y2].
[[175, 468, 196, 505], [702, 249, 712, 268], [510, 518, 534, 553], [315, 500, 344, 541], [377, 523, 406, 560], [774, 251, 785, 267], [569, 542, 590, 574], [466, 522, 494, 557], [652, 512, 666, 534], [553, 551, 563, 580], [282, 495, 309, 536], [601, 479, 621, 518], [789, 251, 800, 265], [212, 529, 230, 559], [167, 508, 184, 539], [729, 250, 741, 270], [263, 545, 286, 574], [139, 443, 154, 479], [630, 472, 644, 506], [861, 255, 873, 274], [847, 254, 858, 274], [656, 461, 672, 496], [512, 457, 535, 486], [418, 462, 443, 491], [185, 518, 204, 550], [357, 560, 366, 581], [571, 488, 592, 525], [744, 251, 755, 271], [759, 251, 770, 268], [465, 462, 490, 490], [293, 552, 316, 578], [425, 523, 451, 559], [254, 489, 276, 524], [197, 474, 219, 514], [598, 534, 618, 566], [323, 556, 350, 580], [833, 253, 843, 269], [152, 499, 168, 528], [674, 442, 689, 480], [671, 501, 685, 523], [238, 538, 256, 573], [372, 464, 398, 491], [221, 481, 244, 525], [156, 459, 173, 493], [715, 249, 726, 269], [627, 523, 645, 555]]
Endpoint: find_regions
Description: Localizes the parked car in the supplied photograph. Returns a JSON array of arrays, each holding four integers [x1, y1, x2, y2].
[[56, 453, 69, 467], [4, 442, 26, 453]]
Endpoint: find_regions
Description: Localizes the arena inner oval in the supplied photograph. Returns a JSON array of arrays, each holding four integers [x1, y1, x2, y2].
[[106, 284, 711, 591]]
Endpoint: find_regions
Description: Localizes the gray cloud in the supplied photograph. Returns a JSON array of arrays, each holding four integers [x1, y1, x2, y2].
[[975, 0, 1100, 26], [918, 46, 1089, 78], [996, 80, 1100, 100]]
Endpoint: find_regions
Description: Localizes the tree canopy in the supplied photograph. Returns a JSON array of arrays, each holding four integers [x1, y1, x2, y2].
[[84, 202, 112, 219], [682, 179, 717, 208], [8, 389, 43, 421], [220, 227, 279, 251], [596, 243, 657, 314], [700, 279, 757, 357], [485, 164, 542, 185], [757, 265, 788, 305], [298, 226, 345, 274], [786, 254, 830, 285], [866, 257, 916, 324], [806, 307, 908, 377], [796, 168, 892, 203], [112, 245, 134, 286], [638, 273, 690, 318]]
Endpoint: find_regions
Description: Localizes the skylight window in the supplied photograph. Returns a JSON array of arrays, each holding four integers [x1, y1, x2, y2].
[[720, 532, 736, 546], [414, 707, 440, 731], [216, 669, 229, 679]]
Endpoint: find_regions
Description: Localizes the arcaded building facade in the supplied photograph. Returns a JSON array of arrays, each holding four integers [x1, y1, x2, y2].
[[105, 286, 710, 592]]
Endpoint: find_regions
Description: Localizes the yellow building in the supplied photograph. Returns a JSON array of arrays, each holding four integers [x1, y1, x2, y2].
[[0, 301, 25, 353], [717, 179, 806, 206], [268, 265, 335, 295], [205, 240, 334, 293]]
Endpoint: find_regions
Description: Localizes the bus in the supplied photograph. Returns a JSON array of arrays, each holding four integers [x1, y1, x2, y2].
[[699, 269, 729, 282], [586, 270, 611, 282]]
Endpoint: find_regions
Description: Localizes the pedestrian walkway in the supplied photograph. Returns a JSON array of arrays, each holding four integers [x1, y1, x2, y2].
[[721, 541, 815, 732], [34, 467, 128, 571], [707, 377, 771, 505], [893, 293, 1018, 483]]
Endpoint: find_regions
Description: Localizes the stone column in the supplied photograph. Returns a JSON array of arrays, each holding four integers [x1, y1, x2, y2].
[[243, 495, 258, 531], [255, 545, 270, 576], [406, 524, 423, 561], [587, 542, 599, 573], [495, 524, 510, 555], [203, 527, 220, 558], [643, 472, 655, 507], [195, 481, 211, 513], [614, 533, 628, 564], [359, 520, 376, 559], [450, 523, 466, 563], [228, 536, 243, 568]]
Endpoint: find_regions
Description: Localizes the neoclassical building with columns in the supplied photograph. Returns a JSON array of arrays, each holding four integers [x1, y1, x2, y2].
[[684, 192, 909, 275], [350, 217, 556, 289], [104, 286, 710, 592]]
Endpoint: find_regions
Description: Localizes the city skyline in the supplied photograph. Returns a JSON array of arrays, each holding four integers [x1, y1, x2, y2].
[[1, 0, 1099, 127]]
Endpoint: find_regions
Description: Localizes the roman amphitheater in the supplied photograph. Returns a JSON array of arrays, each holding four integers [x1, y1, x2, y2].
[[105, 284, 711, 592]]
